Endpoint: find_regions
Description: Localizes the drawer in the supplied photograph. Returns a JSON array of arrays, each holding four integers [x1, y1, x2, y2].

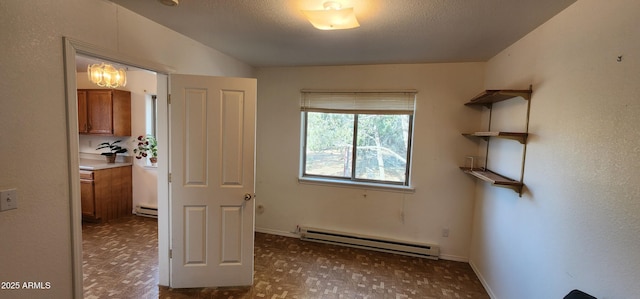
[[80, 170, 94, 180]]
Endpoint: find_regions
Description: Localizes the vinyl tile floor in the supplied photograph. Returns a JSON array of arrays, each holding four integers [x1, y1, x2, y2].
[[83, 216, 489, 299]]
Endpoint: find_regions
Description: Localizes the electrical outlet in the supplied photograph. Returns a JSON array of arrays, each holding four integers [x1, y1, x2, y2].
[[0, 189, 18, 211], [442, 227, 449, 238]]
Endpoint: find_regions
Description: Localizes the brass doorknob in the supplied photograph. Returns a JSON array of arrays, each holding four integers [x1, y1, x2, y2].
[[244, 193, 253, 201]]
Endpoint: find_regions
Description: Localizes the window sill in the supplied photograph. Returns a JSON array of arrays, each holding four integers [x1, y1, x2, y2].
[[298, 177, 415, 193]]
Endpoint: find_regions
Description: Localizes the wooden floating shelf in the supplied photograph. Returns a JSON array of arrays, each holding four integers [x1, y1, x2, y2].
[[460, 167, 523, 195], [461, 131, 528, 144], [464, 88, 532, 107]]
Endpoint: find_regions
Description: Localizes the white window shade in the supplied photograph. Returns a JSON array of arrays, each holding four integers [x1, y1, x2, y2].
[[301, 90, 417, 114]]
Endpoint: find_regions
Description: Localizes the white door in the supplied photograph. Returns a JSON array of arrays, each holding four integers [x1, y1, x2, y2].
[[169, 74, 256, 288]]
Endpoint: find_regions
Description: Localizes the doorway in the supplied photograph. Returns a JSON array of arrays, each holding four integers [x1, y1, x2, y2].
[[65, 37, 257, 297], [75, 53, 161, 296], [64, 37, 171, 298]]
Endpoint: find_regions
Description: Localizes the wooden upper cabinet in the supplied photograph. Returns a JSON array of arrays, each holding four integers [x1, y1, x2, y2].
[[112, 90, 132, 136], [87, 90, 114, 134], [78, 89, 131, 136], [77, 90, 88, 133]]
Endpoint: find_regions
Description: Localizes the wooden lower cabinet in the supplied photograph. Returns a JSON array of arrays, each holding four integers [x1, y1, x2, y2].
[[80, 166, 132, 222], [80, 178, 96, 219]]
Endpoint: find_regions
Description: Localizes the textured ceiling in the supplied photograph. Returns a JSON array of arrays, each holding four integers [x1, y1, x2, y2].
[[109, 0, 577, 67]]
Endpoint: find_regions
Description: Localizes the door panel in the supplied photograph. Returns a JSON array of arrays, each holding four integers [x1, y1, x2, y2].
[[170, 74, 256, 288], [221, 90, 246, 185], [184, 88, 208, 186], [184, 206, 207, 264], [220, 206, 243, 263]]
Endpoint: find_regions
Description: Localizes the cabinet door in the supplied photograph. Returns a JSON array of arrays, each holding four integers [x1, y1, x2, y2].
[[87, 90, 113, 134], [112, 90, 132, 136], [77, 90, 88, 133], [93, 169, 111, 221], [110, 166, 133, 218], [80, 179, 96, 219]]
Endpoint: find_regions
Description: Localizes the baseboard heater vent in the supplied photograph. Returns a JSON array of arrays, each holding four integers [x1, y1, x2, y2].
[[135, 205, 158, 218], [299, 227, 439, 260]]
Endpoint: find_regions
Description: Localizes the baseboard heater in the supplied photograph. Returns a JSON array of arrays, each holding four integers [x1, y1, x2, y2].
[[135, 205, 158, 218], [299, 226, 439, 260]]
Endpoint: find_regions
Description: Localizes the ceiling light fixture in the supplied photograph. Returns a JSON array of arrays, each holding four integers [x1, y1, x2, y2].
[[87, 63, 127, 88], [158, 0, 179, 7], [302, 1, 360, 30]]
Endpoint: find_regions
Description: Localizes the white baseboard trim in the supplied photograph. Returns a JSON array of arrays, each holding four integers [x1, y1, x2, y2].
[[255, 227, 470, 263], [439, 254, 469, 262], [469, 259, 497, 299], [255, 227, 299, 238]]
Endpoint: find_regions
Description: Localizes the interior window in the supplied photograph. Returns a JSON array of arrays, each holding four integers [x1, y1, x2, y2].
[[146, 95, 158, 137]]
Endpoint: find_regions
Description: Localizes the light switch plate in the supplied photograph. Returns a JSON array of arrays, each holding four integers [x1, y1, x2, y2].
[[0, 189, 17, 211]]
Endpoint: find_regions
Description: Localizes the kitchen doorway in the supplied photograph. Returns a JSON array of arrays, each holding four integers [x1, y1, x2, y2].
[[64, 37, 171, 298], [76, 54, 161, 297]]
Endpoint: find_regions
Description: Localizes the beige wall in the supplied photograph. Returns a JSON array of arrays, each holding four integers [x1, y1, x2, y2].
[[255, 63, 485, 260], [0, 0, 252, 298], [5, 0, 637, 297], [470, 0, 640, 298]]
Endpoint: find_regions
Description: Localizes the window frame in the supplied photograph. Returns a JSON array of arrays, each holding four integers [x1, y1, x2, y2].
[[149, 95, 158, 138], [140, 94, 159, 167], [300, 90, 416, 188]]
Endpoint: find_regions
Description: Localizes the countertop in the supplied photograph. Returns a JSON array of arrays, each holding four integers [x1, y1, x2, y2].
[[79, 158, 132, 170]]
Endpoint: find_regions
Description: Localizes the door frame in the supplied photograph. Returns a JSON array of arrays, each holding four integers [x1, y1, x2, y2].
[[63, 37, 173, 298]]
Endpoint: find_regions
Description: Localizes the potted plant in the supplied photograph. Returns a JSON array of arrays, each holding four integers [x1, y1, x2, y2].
[[133, 135, 158, 165], [96, 140, 128, 163]]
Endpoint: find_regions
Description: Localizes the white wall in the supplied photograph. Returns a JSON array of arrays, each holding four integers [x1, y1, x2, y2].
[[126, 71, 159, 210], [0, 0, 253, 297], [255, 63, 485, 260], [470, 0, 640, 298]]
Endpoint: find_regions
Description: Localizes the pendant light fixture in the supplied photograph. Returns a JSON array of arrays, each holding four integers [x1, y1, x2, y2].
[[302, 1, 360, 30], [87, 63, 127, 88]]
